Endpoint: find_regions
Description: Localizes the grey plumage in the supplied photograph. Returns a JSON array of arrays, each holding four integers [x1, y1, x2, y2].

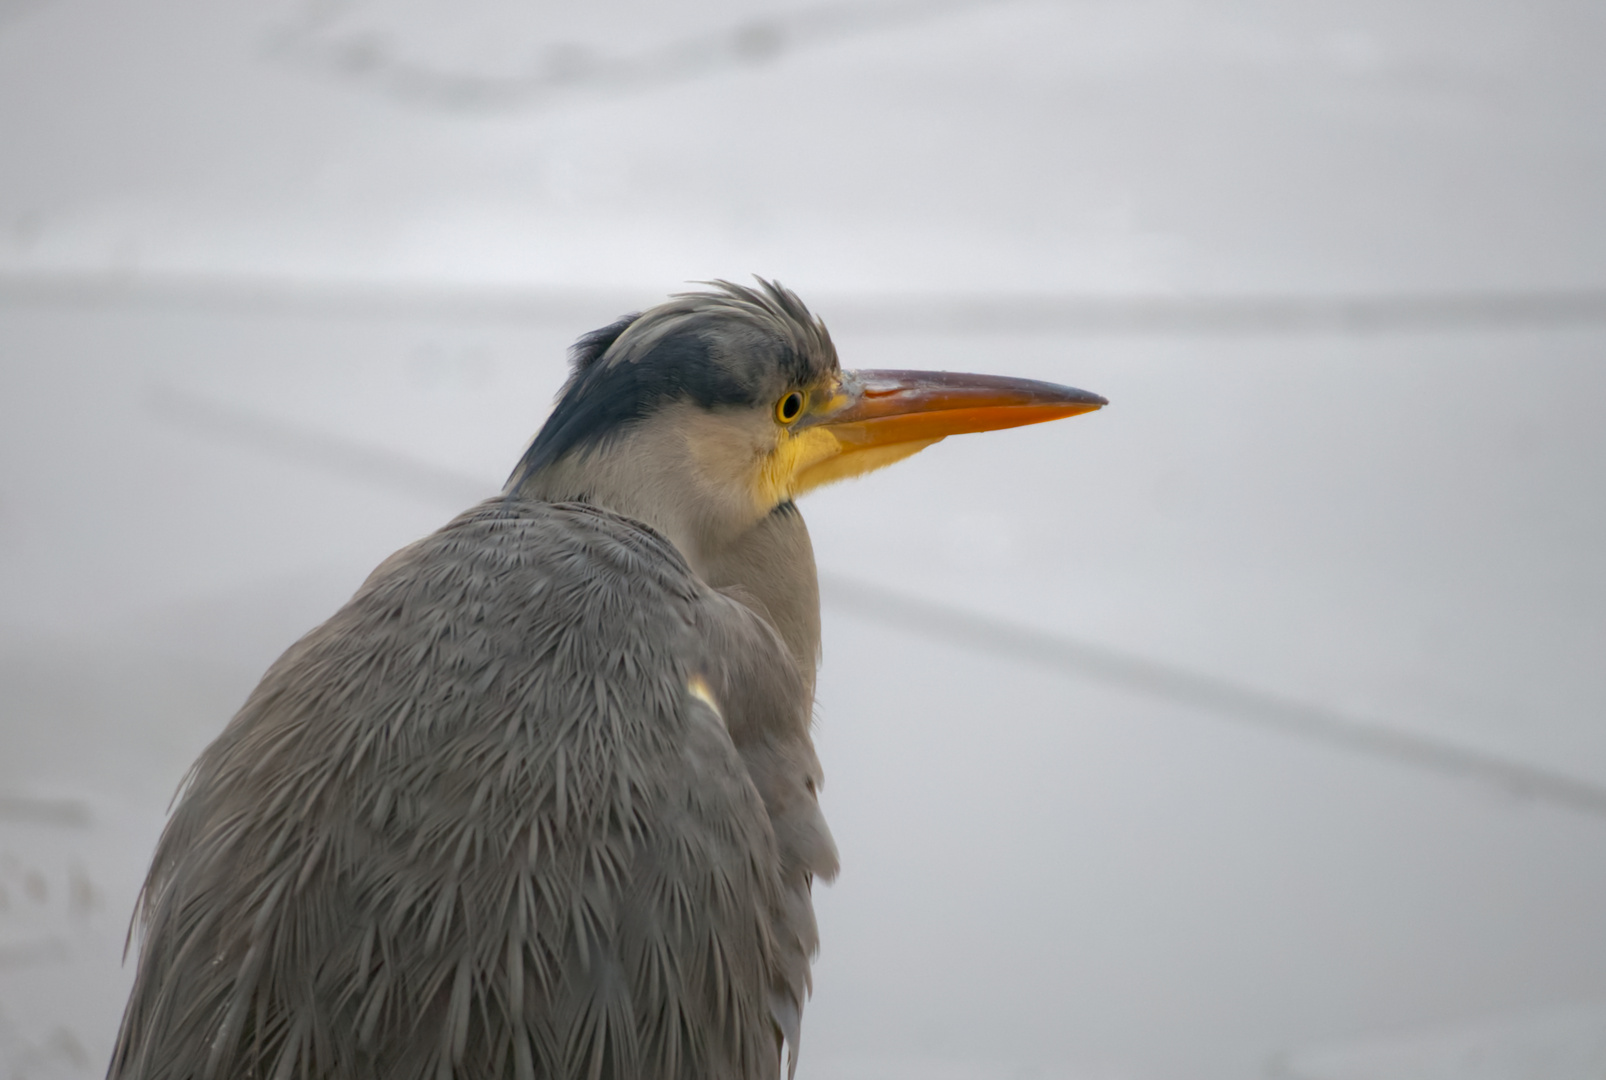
[[113, 500, 833, 1080], [109, 280, 1104, 1080]]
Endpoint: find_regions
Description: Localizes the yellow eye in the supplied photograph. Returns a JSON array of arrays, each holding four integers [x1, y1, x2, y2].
[[776, 391, 805, 424]]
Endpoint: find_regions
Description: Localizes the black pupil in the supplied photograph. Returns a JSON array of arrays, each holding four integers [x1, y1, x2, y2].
[[781, 393, 802, 420]]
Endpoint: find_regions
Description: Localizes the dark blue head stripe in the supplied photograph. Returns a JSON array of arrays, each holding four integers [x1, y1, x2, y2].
[[511, 323, 756, 483]]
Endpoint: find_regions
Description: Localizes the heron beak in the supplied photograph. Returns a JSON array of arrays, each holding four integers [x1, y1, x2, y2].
[[816, 369, 1105, 443], [787, 369, 1106, 496]]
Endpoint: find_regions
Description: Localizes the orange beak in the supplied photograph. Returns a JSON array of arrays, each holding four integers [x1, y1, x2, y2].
[[785, 369, 1105, 497], [808, 369, 1106, 446]]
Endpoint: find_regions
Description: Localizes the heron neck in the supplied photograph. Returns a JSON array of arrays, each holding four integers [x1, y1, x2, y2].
[[698, 503, 821, 693], [510, 433, 822, 691]]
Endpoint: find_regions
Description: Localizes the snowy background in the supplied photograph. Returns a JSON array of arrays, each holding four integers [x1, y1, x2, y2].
[[1, 1, 1605, 1077]]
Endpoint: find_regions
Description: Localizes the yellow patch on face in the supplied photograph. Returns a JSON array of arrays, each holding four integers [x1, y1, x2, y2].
[[753, 425, 945, 506], [753, 426, 841, 507], [792, 438, 942, 496]]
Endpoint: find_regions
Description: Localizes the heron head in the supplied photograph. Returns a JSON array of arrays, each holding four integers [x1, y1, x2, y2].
[[507, 279, 1105, 549]]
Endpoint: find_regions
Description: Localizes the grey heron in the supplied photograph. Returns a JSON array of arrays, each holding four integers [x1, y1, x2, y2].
[[109, 279, 1105, 1080]]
